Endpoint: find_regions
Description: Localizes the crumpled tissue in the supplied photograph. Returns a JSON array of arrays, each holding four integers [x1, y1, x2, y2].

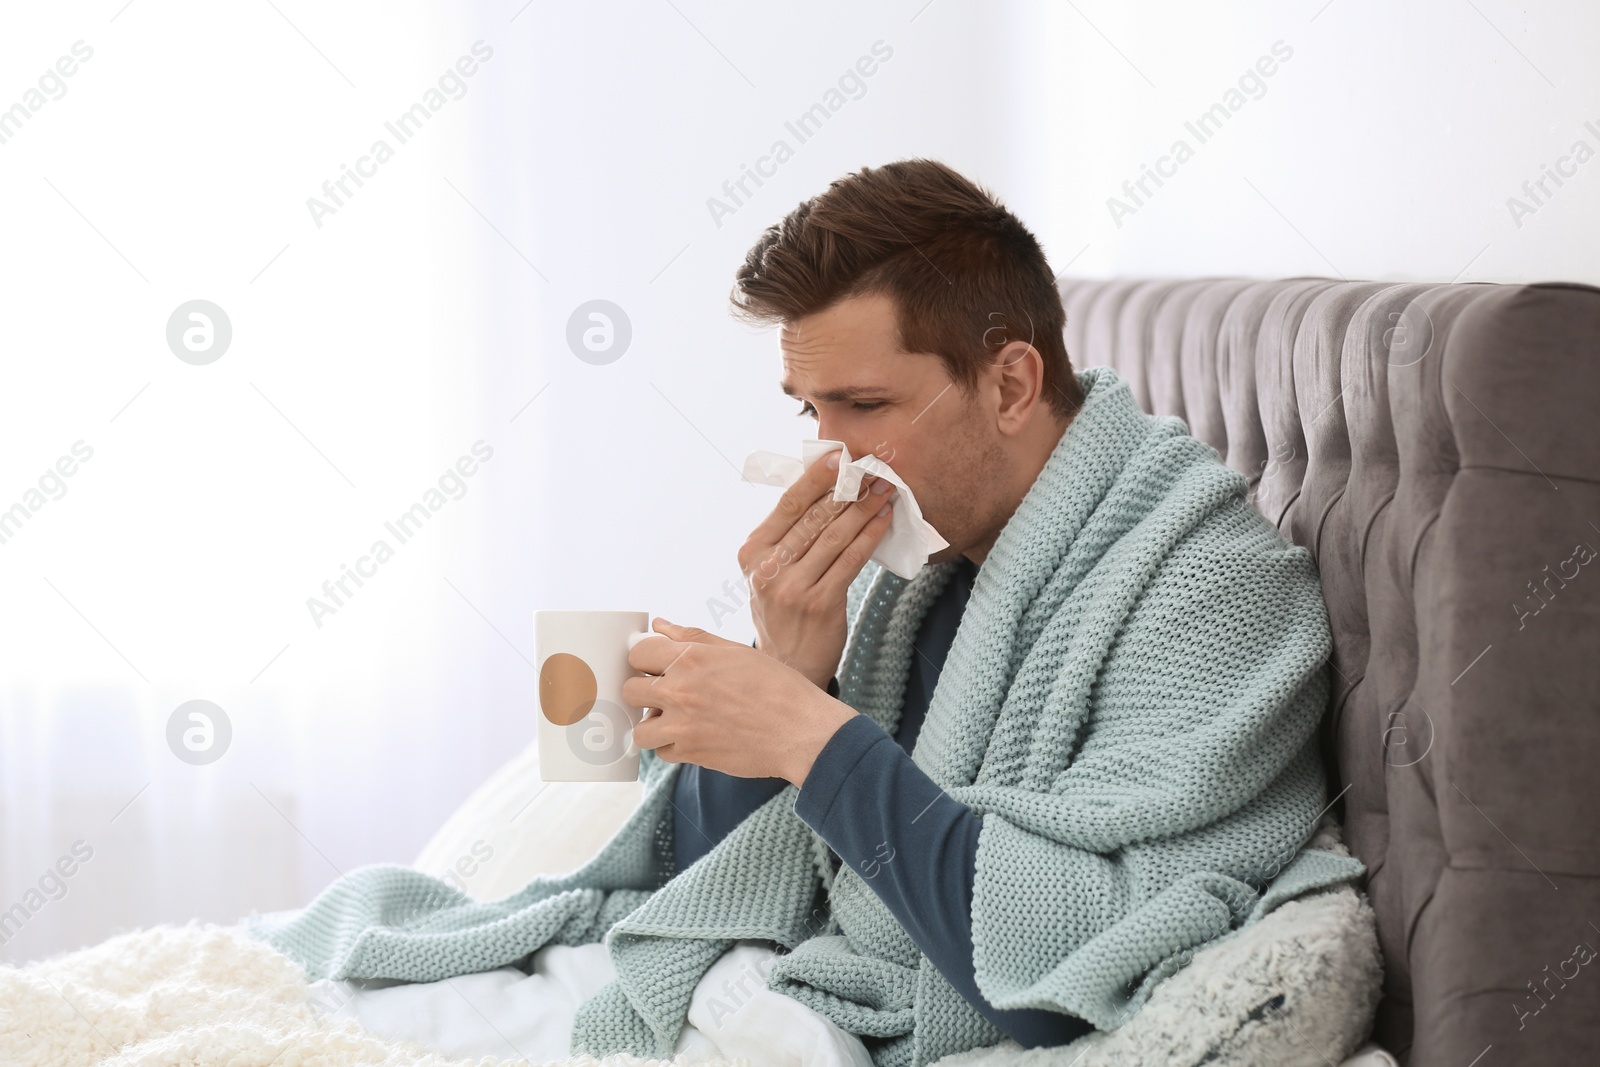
[[740, 439, 948, 580]]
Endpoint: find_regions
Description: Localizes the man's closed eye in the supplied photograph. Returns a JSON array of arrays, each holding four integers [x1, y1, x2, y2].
[[796, 400, 885, 417]]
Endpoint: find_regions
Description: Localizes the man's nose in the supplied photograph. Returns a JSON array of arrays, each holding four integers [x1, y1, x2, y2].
[[814, 416, 884, 469], [816, 421, 858, 460]]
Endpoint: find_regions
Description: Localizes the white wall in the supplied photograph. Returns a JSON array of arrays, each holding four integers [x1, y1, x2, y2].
[[0, 0, 1590, 961], [1003, 0, 1600, 285]]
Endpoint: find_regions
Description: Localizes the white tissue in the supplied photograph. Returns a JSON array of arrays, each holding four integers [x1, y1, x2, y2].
[[740, 439, 948, 580]]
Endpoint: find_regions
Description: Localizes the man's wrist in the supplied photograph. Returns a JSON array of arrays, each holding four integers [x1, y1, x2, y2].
[[786, 689, 858, 789], [802, 666, 839, 692], [752, 637, 837, 694]]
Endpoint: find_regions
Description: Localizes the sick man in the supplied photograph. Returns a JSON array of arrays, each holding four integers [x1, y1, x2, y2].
[[255, 158, 1363, 1067]]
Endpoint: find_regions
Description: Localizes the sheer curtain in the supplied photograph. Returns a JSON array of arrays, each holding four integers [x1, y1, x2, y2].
[[0, 0, 511, 960], [0, 0, 1019, 962]]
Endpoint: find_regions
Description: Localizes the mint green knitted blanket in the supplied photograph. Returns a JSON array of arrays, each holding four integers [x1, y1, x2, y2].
[[245, 365, 1365, 1066]]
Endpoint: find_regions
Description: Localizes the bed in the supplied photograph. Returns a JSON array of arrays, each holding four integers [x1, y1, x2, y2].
[[9, 273, 1595, 1067]]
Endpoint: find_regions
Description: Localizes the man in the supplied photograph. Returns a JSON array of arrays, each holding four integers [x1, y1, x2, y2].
[[636, 158, 1101, 1047], [250, 159, 1363, 1067]]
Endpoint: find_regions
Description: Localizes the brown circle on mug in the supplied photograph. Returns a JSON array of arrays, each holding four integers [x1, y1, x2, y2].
[[540, 652, 598, 726]]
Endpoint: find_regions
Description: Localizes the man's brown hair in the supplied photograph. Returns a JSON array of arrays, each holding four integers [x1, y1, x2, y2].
[[730, 158, 1084, 421]]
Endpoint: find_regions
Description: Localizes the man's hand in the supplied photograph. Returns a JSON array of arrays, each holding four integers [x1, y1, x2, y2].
[[739, 450, 897, 690], [627, 619, 857, 786]]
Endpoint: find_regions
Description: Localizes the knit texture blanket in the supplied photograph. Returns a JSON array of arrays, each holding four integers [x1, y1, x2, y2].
[[246, 365, 1366, 1067]]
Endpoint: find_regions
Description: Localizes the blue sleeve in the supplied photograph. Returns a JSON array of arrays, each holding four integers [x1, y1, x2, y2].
[[667, 640, 806, 873], [792, 714, 1093, 1049], [662, 652, 838, 876], [672, 765, 786, 873]]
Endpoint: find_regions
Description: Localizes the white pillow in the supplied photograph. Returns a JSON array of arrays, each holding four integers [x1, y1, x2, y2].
[[413, 741, 643, 901]]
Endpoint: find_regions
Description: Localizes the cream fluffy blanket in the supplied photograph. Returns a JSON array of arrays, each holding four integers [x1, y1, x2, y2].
[[0, 922, 731, 1067]]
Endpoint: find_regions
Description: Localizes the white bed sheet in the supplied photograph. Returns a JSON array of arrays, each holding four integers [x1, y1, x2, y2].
[[309, 938, 874, 1067]]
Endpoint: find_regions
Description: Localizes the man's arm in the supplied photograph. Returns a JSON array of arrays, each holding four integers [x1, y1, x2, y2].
[[667, 638, 812, 874], [672, 765, 787, 872], [793, 712, 1094, 1049], [629, 628, 1090, 1043]]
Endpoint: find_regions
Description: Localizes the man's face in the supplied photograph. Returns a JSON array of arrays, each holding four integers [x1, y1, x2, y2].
[[778, 292, 1007, 564]]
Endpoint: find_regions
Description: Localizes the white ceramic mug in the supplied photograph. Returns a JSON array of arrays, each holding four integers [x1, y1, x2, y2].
[[535, 610, 656, 782]]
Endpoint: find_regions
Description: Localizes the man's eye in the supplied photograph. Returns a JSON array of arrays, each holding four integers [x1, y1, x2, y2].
[[795, 400, 883, 417]]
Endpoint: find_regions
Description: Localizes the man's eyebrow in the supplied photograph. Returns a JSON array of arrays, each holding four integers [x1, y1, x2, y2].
[[779, 381, 892, 402]]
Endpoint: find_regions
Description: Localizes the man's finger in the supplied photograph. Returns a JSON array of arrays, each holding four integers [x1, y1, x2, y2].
[[750, 473, 888, 590], [744, 450, 848, 554], [632, 707, 673, 751], [627, 636, 689, 677], [770, 477, 894, 591], [816, 497, 895, 599], [654, 619, 738, 647]]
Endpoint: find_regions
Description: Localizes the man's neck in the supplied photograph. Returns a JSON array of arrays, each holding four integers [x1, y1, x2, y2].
[[961, 410, 1073, 567]]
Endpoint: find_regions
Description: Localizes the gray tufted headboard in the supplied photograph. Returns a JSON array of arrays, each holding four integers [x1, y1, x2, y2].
[[1057, 277, 1600, 1066]]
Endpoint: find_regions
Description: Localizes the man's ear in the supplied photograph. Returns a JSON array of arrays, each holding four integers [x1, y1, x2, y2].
[[989, 341, 1044, 436]]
